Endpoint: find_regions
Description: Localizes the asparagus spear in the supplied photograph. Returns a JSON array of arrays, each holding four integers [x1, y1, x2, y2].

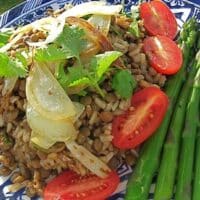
[[175, 54, 200, 200], [193, 128, 200, 200], [154, 48, 200, 200], [125, 19, 198, 200]]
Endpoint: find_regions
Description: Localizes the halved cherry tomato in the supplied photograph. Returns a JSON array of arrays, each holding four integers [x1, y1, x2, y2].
[[143, 35, 183, 75], [112, 87, 169, 149], [44, 170, 119, 200], [140, 1, 177, 39]]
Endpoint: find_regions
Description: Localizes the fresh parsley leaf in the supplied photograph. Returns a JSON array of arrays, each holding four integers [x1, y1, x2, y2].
[[56, 25, 87, 64], [0, 31, 12, 47], [112, 70, 137, 99], [129, 20, 141, 38], [35, 45, 67, 62], [0, 53, 27, 78]]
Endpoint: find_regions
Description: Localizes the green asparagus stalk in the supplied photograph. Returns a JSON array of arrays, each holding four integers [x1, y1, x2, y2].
[[193, 127, 200, 200], [154, 48, 200, 200], [125, 19, 198, 200], [175, 60, 200, 200]]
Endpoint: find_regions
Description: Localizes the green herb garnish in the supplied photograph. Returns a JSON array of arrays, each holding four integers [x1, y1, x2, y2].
[[0, 30, 12, 47], [112, 69, 137, 99], [0, 52, 27, 78], [35, 25, 87, 64], [129, 20, 141, 38], [56, 51, 122, 97]]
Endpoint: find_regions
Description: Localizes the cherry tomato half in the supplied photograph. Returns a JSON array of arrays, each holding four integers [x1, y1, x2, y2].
[[143, 35, 183, 75], [140, 1, 178, 39], [44, 170, 119, 200], [112, 87, 169, 149]]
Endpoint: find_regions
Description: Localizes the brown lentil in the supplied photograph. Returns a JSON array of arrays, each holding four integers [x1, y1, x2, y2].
[[99, 111, 113, 123], [30, 34, 39, 42], [108, 156, 122, 170], [80, 96, 92, 105], [125, 152, 137, 166], [77, 133, 87, 145], [79, 127, 90, 137], [0, 166, 11, 176], [93, 138, 103, 152]]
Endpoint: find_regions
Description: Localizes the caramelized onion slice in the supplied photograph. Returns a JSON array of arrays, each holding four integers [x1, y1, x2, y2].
[[27, 104, 77, 150], [58, 1, 122, 20], [67, 141, 111, 178], [26, 62, 76, 120]]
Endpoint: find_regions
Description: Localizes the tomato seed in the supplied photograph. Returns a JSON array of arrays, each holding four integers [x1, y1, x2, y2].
[[129, 106, 135, 111], [135, 130, 139, 135], [149, 113, 154, 119]]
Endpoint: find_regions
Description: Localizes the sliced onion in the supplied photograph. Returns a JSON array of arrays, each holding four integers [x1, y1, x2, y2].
[[27, 18, 65, 47], [2, 77, 18, 96], [80, 42, 100, 64], [58, 1, 122, 20], [66, 17, 113, 52], [88, 15, 111, 36], [67, 141, 111, 178], [73, 102, 85, 122], [31, 131, 57, 150], [26, 62, 76, 120], [67, 16, 125, 68], [27, 104, 77, 149]]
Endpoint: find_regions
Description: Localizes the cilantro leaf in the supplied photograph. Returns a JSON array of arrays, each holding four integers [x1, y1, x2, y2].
[[56, 51, 122, 97], [15, 51, 28, 67], [129, 20, 141, 38], [55, 63, 69, 87], [35, 45, 67, 62], [112, 70, 137, 99], [56, 25, 87, 64], [66, 66, 90, 87], [34, 25, 86, 64], [90, 51, 122, 79], [0, 53, 27, 78], [0, 31, 12, 47]]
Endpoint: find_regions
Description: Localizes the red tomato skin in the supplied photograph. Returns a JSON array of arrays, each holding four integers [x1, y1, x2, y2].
[[140, 1, 177, 39], [143, 35, 183, 75], [44, 170, 119, 200], [112, 87, 169, 149]]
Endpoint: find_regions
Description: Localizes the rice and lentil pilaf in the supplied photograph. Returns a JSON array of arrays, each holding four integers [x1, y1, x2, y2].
[[0, 5, 167, 197]]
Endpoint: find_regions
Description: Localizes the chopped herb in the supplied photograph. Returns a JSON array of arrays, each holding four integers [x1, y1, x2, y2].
[[112, 69, 137, 99], [129, 20, 141, 38], [35, 45, 67, 62], [0, 52, 27, 78], [0, 31, 12, 47], [56, 51, 122, 97], [35, 25, 87, 64], [55, 25, 87, 65]]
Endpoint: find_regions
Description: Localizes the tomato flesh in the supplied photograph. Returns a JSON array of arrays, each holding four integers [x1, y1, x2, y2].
[[143, 35, 183, 75], [140, 1, 177, 39], [112, 87, 169, 149], [44, 170, 119, 200]]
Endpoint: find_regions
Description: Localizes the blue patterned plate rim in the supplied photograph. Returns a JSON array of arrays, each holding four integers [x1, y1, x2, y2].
[[0, 0, 199, 200]]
